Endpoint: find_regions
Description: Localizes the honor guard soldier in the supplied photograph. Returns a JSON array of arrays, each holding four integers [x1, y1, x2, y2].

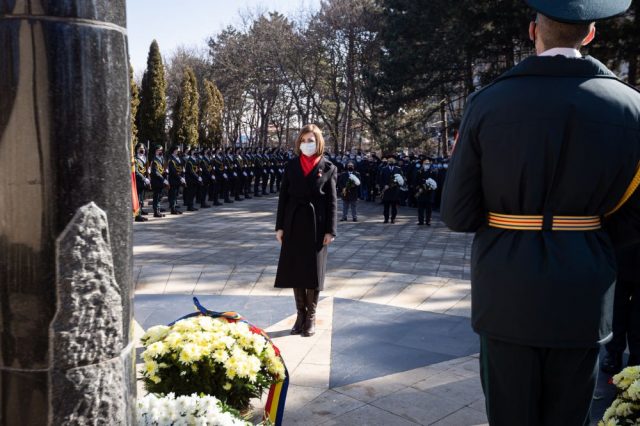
[[442, 0, 640, 424], [184, 147, 201, 211], [167, 145, 184, 215], [149, 144, 167, 218], [134, 142, 150, 221]]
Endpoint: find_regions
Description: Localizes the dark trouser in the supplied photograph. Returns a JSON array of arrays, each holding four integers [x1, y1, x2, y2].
[[185, 183, 198, 207], [208, 181, 219, 202], [168, 185, 179, 210], [606, 278, 640, 355], [152, 188, 163, 212], [199, 184, 209, 206], [137, 189, 145, 207], [479, 336, 598, 426], [417, 201, 432, 224], [383, 201, 397, 221]]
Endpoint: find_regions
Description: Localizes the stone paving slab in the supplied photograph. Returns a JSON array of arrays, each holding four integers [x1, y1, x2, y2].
[[133, 194, 607, 425]]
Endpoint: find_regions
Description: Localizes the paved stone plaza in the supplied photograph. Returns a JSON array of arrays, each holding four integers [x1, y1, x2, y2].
[[133, 195, 611, 425]]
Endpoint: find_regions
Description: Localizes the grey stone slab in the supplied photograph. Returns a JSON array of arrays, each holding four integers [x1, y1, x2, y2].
[[431, 407, 488, 426], [324, 404, 419, 426], [371, 388, 465, 425]]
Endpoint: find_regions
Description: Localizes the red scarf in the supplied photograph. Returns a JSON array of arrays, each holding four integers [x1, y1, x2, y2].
[[300, 155, 321, 177]]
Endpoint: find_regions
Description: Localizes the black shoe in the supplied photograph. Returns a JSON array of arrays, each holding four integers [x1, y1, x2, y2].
[[601, 351, 623, 374], [390, 219, 395, 223], [291, 289, 307, 335], [160, 208, 167, 213], [154, 212, 165, 218], [224, 198, 233, 203], [245, 195, 252, 199], [140, 210, 149, 216], [234, 196, 242, 201], [187, 207, 198, 212], [383, 219, 389, 224], [302, 290, 319, 337], [353, 218, 357, 222], [340, 218, 347, 222], [426, 222, 431, 226], [417, 222, 424, 225], [200, 204, 211, 208], [254, 193, 262, 197], [213, 201, 222, 206], [134, 215, 148, 222]]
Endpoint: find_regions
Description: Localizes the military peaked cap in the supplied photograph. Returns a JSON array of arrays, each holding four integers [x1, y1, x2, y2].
[[525, 0, 631, 23]]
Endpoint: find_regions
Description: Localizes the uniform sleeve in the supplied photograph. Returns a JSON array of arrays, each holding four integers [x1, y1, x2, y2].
[[605, 189, 640, 250], [441, 98, 485, 232], [275, 164, 290, 231], [325, 166, 338, 236]]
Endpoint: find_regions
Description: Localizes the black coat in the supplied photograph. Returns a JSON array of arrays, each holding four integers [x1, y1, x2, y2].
[[378, 165, 403, 202], [442, 55, 640, 348], [275, 157, 338, 290]]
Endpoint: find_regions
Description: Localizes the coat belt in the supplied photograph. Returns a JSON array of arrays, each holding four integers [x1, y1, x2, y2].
[[488, 212, 601, 231]]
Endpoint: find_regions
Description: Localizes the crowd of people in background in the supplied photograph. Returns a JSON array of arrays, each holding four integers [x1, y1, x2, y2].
[[132, 142, 449, 226]]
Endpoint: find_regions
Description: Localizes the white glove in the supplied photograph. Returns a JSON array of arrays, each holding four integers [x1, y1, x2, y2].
[[144, 178, 150, 186], [180, 177, 186, 185], [198, 176, 202, 182], [349, 174, 361, 186], [394, 174, 404, 186], [163, 179, 169, 186]]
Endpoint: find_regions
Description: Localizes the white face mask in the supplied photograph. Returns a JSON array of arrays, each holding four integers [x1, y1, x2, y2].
[[300, 142, 317, 156]]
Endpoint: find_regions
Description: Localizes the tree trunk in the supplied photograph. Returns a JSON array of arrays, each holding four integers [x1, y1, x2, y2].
[[0, 1, 134, 424]]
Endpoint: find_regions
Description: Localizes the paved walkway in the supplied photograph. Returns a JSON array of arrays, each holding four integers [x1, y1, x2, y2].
[[132, 194, 610, 425]]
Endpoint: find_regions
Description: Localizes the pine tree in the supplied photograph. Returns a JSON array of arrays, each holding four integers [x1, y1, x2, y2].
[[199, 79, 224, 148], [171, 67, 200, 148], [139, 40, 167, 147]]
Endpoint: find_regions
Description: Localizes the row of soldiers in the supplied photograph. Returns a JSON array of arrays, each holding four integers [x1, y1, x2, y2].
[[134, 143, 293, 219]]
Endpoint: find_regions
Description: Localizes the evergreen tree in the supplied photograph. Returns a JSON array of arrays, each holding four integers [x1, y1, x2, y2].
[[129, 65, 140, 147], [171, 67, 200, 148], [199, 79, 224, 148], [139, 40, 167, 147]]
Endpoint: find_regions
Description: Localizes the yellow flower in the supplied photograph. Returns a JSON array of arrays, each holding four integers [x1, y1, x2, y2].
[[627, 380, 640, 401], [223, 382, 232, 391], [172, 318, 199, 334], [613, 366, 640, 391], [144, 360, 159, 376], [614, 401, 633, 417]]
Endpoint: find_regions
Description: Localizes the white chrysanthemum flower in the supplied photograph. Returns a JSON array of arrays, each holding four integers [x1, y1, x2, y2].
[[179, 342, 204, 364], [141, 325, 170, 344]]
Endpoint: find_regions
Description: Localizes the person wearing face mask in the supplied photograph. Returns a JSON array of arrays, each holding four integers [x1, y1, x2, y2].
[[133, 143, 150, 222], [377, 157, 403, 223], [337, 161, 361, 222], [275, 124, 338, 337]]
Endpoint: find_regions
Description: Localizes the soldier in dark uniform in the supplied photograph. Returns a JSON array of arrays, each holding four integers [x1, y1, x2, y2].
[[149, 144, 167, 218], [133, 142, 149, 222], [441, 1, 640, 423], [184, 148, 201, 211], [198, 150, 212, 208], [260, 151, 270, 196], [167, 145, 184, 215], [253, 149, 263, 197]]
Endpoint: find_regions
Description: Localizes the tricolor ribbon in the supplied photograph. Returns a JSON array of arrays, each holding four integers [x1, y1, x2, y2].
[[169, 297, 289, 426]]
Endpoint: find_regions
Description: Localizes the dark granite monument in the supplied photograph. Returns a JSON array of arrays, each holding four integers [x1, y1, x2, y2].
[[0, 1, 134, 424]]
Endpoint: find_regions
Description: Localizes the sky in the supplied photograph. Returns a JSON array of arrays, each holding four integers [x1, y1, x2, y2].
[[126, 0, 321, 75]]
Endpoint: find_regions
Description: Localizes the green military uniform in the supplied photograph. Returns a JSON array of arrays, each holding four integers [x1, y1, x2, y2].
[[441, 0, 639, 424]]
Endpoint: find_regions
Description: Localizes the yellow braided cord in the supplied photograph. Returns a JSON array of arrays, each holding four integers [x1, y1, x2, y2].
[[606, 160, 640, 218]]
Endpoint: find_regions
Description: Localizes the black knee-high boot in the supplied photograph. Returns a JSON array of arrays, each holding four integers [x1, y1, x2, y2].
[[302, 289, 319, 337], [291, 288, 307, 335]]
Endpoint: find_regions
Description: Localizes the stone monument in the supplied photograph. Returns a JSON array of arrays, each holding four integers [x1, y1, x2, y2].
[[0, 1, 134, 424]]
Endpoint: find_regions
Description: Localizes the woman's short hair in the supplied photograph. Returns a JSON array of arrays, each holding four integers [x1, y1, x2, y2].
[[295, 124, 325, 157]]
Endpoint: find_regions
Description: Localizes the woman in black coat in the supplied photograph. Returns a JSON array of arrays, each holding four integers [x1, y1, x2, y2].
[[275, 124, 337, 337]]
